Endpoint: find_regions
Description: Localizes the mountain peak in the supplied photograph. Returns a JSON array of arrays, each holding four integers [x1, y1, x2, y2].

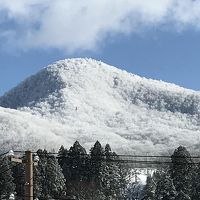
[[1, 58, 200, 153], [1, 58, 199, 116], [0, 58, 127, 111]]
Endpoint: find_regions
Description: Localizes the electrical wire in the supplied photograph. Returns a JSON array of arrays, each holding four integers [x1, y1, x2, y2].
[[0, 151, 9, 158], [0, 162, 22, 175], [0, 155, 25, 176], [12, 151, 200, 166], [13, 150, 200, 159]]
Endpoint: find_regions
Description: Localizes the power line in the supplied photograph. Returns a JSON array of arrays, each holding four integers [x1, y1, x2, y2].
[[0, 157, 22, 176], [0, 163, 21, 176], [0, 155, 25, 174], [0, 151, 9, 158], [38, 153, 200, 159], [13, 149, 200, 159], [8, 150, 200, 168]]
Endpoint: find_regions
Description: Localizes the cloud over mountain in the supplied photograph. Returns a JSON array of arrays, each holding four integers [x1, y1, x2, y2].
[[0, 0, 200, 52]]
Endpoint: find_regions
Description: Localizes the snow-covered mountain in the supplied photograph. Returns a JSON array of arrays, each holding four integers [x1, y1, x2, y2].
[[0, 58, 200, 153]]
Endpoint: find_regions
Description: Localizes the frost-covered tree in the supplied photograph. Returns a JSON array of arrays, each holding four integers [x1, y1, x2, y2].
[[89, 141, 105, 198], [101, 144, 127, 199], [37, 149, 66, 199], [89, 142, 130, 199], [37, 149, 49, 198], [0, 157, 15, 199], [66, 141, 90, 199], [191, 163, 200, 200], [33, 164, 42, 199], [154, 172, 177, 200], [118, 164, 132, 199], [126, 181, 144, 200], [170, 146, 193, 197], [142, 175, 155, 200], [68, 141, 87, 180], [90, 141, 104, 185], [57, 145, 71, 187], [58, 145, 68, 168], [12, 161, 24, 198], [46, 155, 66, 198], [104, 144, 112, 159], [175, 191, 191, 200]]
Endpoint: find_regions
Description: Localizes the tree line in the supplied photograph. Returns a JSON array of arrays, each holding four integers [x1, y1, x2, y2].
[[142, 146, 200, 200], [0, 143, 200, 199], [0, 141, 130, 199]]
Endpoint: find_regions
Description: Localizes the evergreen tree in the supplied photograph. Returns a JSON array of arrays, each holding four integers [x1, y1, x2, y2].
[[101, 144, 123, 199], [154, 172, 177, 200], [175, 191, 191, 200], [90, 141, 104, 185], [126, 181, 144, 200], [37, 149, 66, 199], [66, 141, 89, 199], [33, 164, 42, 199], [104, 144, 112, 160], [89, 142, 130, 199], [170, 146, 193, 197], [68, 141, 87, 180], [57, 145, 71, 187], [0, 157, 15, 199], [12, 163, 24, 199], [58, 145, 68, 168], [191, 163, 200, 200], [89, 141, 106, 199], [117, 164, 132, 199], [142, 175, 155, 200], [46, 155, 66, 198], [37, 149, 49, 198]]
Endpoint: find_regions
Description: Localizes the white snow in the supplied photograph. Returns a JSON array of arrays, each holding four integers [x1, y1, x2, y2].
[[0, 58, 200, 153]]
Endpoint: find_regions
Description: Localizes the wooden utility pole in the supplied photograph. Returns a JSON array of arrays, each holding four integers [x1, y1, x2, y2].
[[11, 150, 34, 200], [24, 151, 33, 200]]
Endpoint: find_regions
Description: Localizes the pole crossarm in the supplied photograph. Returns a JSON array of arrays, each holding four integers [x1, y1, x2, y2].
[[10, 157, 23, 163]]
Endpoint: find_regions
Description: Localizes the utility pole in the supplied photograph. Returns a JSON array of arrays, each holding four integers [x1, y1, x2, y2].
[[10, 150, 37, 200], [24, 151, 33, 200]]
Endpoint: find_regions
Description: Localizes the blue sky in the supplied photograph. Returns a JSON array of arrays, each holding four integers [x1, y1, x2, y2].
[[0, 0, 200, 95]]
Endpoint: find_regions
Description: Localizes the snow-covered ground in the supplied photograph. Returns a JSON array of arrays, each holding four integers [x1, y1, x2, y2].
[[0, 58, 200, 153]]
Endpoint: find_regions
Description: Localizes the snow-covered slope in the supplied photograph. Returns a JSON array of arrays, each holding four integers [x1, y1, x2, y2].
[[0, 58, 200, 153]]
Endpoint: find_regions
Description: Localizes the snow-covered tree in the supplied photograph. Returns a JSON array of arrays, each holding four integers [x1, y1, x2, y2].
[[12, 161, 24, 198], [101, 144, 127, 199], [33, 164, 42, 199], [190, 163, 200, 200], [66, 141, 89, 199], [68, 141, 87, 180], [142, 175, 155, 200], [170, 146, 193, 197], [154, 172, 177, 200], [175, 191, 191, 200], [126, 181, 144, 200], [0, 157, 15, 199], [104, 144, 112, 160], [37, 149, 66, 199], [58, 145, 68, 168], [46, 155, 66, 198], [89, 142, 130, 199], [90, 141, 104, 185]]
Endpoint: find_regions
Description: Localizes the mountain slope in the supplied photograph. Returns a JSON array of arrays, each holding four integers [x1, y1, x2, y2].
[[0, 58, 200, 153]]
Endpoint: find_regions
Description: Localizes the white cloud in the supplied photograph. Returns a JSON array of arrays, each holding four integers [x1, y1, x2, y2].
[[0, 0, 199, 52]]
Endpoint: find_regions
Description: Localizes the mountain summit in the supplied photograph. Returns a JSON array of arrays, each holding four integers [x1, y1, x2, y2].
[[0, 58, 200, 153]]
